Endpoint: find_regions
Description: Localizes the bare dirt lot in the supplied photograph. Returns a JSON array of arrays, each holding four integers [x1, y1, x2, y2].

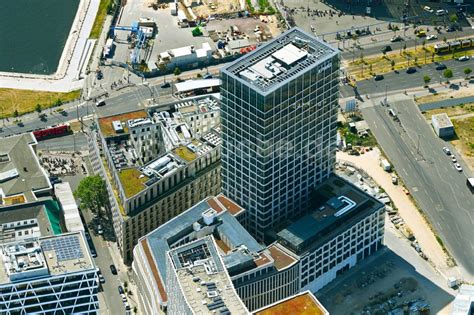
[[206, 15, 281, 43], [190, 0, 243, 16]]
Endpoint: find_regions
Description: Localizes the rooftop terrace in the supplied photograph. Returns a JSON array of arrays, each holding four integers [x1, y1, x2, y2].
[[223, 27, 338, 93], [277, 175, 384, 255], [98, 110, 148, 138], [253, 291, 328, 315]]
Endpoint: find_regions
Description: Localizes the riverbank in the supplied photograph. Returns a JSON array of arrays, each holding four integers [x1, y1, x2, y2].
[[0, 0, 100, 92]]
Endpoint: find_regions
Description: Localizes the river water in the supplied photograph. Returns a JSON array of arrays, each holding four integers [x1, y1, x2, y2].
[[0, 0, 80, 75]]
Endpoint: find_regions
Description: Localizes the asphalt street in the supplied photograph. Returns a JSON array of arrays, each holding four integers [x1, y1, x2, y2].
[[361, 97, 474, 275], [342, 57, 474, 97], [340, 28, 474, 60]]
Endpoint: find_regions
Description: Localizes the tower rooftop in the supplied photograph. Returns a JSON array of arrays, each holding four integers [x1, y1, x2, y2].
[[222, 27, 338, 94]]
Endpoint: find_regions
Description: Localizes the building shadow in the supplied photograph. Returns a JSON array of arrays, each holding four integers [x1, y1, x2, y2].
[[315, 246, 454, 314]]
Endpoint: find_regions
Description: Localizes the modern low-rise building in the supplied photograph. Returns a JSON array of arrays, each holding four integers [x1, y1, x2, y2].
[[431, 113, 455, 138], [0, 133, 51, 207], [452, 284, 474, 315], [0, 231, 99, 314], [95, 96, 222, 264], [133, 176, 384, 312]]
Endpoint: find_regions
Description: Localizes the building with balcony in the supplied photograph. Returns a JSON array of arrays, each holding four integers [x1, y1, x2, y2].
[[95, 95, 221, 264]]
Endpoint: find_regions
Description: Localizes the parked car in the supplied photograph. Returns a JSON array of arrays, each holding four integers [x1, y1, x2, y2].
[[97, 224, 103, 235], [118, 286, 124, 294], [436, 63, 447, 70], [436, 9, 447, 16], [160, 82, 171, 88], [406, 67, 417, 74], [458, 55, 470, 62], [374, 74, 384, 81], [110, 264, 117, 275], [423, 6, 434, 13], [203, 73, 213, 79], [443, 147, 451, 155], [121, 294, 127, 303], [452, 156, 457, 163], [426, 34, 437, 40], [454, 163, 463, 171], [90, 249, 97, 258], [95, 100, 106, 107]]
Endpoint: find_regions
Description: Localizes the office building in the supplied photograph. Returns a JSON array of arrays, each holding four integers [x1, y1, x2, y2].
[[94, 96, 221, 264], [133, 177, 384, 312], [0, 232, 99, 314], [0, 133, 51, 207], [166, 236, 248, 315], [220, 27, 340, 240]]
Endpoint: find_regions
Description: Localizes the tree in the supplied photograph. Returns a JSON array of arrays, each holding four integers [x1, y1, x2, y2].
[[423, 75, 431, 87], [35, 104, 42, 113], [74, 175, 108, 217], [173, 67, 181, 76], [464, 67, 472, 79], [13, 110, 19, 118], [391, 60, 395, 70], [443, 68, 453, 83], [450, 14, 458, 24]]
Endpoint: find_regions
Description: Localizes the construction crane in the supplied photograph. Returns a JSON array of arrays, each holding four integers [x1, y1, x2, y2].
[[110, 21, 146, 65]]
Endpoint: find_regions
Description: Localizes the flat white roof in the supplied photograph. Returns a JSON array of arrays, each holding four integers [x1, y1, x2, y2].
[[172, 46, 193, 58], [175, 79, 220, 93], [272, 43, 308, 66]]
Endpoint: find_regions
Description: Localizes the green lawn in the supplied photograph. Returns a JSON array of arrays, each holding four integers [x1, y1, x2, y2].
[[339, 122, 378, 147], [89, 0, 113, 39], [0, 89, 80, 118], [118, 168, 148, 198]]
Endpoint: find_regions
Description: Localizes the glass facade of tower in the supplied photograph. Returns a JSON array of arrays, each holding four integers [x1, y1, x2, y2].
[[221, 31, 340, 241]]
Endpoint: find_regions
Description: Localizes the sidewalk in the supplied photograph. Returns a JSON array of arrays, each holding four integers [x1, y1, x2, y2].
[[336, 149, 462, 279]]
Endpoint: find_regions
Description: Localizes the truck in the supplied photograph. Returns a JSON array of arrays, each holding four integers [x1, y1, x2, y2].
[[447, 277, 459, 288], [381, 159, 391, 172]]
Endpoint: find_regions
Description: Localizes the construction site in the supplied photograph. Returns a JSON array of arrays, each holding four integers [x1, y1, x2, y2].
[[105, 0, 284, 72]]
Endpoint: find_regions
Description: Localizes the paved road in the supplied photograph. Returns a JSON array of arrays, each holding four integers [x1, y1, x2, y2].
[[342, 57, 474, 97], [340, 29, 474, 60], [81, 209, 129, 315], [361, 97, 474, 276]]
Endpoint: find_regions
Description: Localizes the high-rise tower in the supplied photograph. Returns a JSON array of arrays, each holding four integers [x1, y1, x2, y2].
[[220, 28, 340, 240]]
